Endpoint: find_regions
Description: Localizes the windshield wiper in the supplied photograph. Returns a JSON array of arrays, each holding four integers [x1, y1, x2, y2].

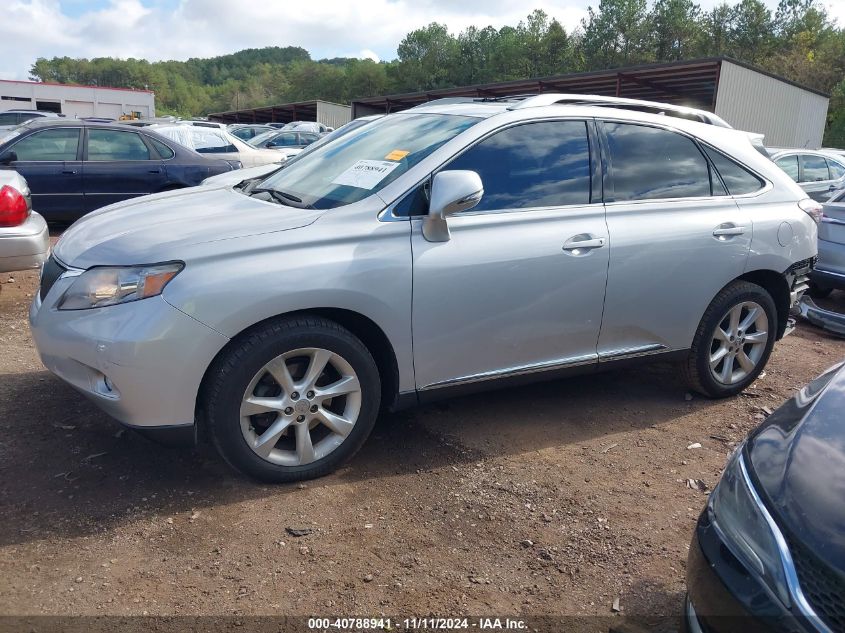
[[249, 188, 314, 209]]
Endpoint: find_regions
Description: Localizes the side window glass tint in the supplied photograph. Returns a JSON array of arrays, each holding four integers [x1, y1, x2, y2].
[[604, 122, 710, 200], [802, 155, 829, 182], [12, 128, 80, 161], [149, 137, 175, 159], [703, 145, 764, 195], [87, 129, 151, 161], [394, 179, 431, 217], [827, 159, 845, 180], [446, 120, 591, 211], [775, 155, 799, 181]]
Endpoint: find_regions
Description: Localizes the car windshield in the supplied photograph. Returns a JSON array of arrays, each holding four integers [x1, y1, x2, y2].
[[256, 113, 478, 210]]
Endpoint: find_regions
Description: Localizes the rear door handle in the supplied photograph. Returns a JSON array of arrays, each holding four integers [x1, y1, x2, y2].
[[562, 234, 606, 255], [61, 169, 76, 175], [148, 168, 162, 174]]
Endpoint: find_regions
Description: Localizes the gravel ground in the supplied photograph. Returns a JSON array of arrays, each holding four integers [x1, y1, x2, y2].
[[1, 266, 844, 632]]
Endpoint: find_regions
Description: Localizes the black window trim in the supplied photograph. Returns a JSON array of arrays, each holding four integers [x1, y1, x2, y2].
[[598, 118, 770, 204], [83, 127, 156, 162], [8, 126, 83, 162]]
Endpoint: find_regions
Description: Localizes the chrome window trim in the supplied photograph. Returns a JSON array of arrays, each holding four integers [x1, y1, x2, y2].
[[738, 454, 833, 633]]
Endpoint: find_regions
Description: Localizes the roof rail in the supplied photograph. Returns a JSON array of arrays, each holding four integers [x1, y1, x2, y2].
[[506, 93, 731, 128]]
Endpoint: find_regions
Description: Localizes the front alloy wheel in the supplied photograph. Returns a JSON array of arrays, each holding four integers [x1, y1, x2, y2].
[[240, 348, 362, 466], [206, 317, 380, 482]]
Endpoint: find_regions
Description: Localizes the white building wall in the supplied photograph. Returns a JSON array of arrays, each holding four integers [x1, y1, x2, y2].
[[714, 60, 829, 148], [0, 80, 155, 119], [316, 101, 351, 129]]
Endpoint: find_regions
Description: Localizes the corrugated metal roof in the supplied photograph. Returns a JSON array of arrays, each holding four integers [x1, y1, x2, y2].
[[208, 99, 349, 124], [350, 57, 827, 118]]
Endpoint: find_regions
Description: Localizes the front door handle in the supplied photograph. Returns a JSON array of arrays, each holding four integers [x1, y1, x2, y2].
[[61, 169, 77, 175], [562, 234, 606, 255], [148, 168, 162, 174], [713, 224, 746, 240]]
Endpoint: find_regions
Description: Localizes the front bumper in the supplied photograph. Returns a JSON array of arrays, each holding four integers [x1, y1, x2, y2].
[[0, 211, 49, 274], [686, 511, 825, 633], [30, 272, 229, 434]]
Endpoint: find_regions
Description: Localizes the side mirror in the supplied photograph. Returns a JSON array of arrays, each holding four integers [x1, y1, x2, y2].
[[0, 151, 18, 165], [422, 170, 483, 242]]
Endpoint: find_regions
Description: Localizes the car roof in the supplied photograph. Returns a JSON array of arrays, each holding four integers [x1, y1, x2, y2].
[[405, 93, 732, 127], [770, 148, 845, 162]]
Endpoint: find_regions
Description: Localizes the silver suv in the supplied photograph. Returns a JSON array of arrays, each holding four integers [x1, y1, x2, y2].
[[30, 96, 818, 482]]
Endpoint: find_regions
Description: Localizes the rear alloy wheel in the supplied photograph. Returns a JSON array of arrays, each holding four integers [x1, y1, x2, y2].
[[206, 317, 380, 482], [684, 281, 777, 398]]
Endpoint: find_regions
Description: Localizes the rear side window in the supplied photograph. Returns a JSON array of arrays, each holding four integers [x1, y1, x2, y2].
[[775, 155, 799, 181], [149, 137, 175, 159], [445, 120, 592, 210], [11, 128, 80, 161], [801, 155, 829, 182], [0, 112, 20, 126], [604, 122, 710, 200], [702, 145, 764, 195], [87, 129, 150, 161]]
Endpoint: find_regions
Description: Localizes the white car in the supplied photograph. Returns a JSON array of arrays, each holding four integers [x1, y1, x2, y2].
[[0, 169, 49, 274], [151, 125, 291, 168]]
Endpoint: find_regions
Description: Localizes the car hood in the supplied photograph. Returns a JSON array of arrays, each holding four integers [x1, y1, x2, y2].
[[54, 186, 321, 269], [747, 363, 845, 575]]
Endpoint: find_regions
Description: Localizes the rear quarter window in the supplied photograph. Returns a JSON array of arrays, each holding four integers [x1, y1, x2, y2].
[[702, 145, 764, 195]]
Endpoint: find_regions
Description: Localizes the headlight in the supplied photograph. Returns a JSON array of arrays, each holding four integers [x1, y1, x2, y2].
[[57, 263, 183, 310], [709, 448, 791, 606]]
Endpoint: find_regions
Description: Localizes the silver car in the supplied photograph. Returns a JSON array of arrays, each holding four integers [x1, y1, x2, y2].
[[771, 149, 845, 202], [30, 97, 818, 482], [0, 169, 49, 274], [808, 186, 845, 296]]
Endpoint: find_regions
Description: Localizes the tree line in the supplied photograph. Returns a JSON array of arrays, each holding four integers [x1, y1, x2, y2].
[[28, 0, 845, 145]]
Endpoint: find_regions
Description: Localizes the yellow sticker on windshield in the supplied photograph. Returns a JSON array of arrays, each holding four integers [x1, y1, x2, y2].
[[385, 149, 410, 161]]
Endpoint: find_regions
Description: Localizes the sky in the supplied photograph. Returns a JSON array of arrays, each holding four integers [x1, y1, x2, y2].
[[2, 0, 844, 81]]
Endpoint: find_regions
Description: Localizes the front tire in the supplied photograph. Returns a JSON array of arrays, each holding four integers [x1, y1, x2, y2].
[[205, 316, 381, 482], [683, 281, 777, 398]]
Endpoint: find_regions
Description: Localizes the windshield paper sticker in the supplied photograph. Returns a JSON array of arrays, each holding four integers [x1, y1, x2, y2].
[[385, 149, 410, 161], [332, 160, 400, 189]]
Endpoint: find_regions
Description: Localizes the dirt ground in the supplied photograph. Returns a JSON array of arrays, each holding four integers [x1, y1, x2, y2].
[[1, 265, 844, 631]]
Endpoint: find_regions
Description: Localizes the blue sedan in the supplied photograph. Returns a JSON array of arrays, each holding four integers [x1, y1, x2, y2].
[[0, 120, 235, 223]]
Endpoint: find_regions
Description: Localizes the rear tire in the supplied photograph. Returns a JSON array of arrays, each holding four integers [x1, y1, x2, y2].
[[204, 316, 381, 482], [683, 281, 777, 398]]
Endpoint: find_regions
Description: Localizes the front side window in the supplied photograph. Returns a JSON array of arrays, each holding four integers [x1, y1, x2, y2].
[[801, 155, 829, 182], [11, 128, 80, 161], [703, 145, 764, 195], [257, 113, 478, 210], [444, 120, 592, 211], [87, 129, 150, 161], [605, 122, 710, 201], [775, 155, 799, 181]]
